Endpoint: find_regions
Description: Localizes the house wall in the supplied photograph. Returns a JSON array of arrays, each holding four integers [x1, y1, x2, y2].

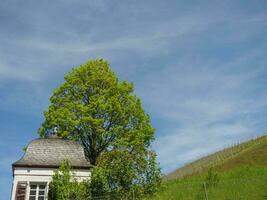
[[11, 167, 91, 200]]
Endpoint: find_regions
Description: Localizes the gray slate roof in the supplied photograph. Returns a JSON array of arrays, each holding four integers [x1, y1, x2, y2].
[[13, 138, 92, 169]]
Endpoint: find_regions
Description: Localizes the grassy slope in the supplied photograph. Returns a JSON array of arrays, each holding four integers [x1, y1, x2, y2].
[[149, 135, 267, 200], [165, 135, 267, 180]]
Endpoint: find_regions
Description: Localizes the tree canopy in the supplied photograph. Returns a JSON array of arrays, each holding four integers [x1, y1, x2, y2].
[[39, 59, 154, 164]]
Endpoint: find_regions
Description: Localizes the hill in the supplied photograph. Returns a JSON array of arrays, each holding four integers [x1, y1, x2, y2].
[[147, 134, 267, 200], [165, 134, 267, 180]]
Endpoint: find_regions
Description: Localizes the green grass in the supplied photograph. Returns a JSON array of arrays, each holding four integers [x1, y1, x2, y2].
[[148, 135, 267, 200], [149, 167, 267, 200]]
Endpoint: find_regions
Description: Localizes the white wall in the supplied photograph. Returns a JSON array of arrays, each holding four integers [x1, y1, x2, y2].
[[11, 167, 91, 200]]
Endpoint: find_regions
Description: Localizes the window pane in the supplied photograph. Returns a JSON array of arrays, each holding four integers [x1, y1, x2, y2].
[[39, 185, 46, 189], [30, 185, 37, 189], [29, 183, 47, 200]]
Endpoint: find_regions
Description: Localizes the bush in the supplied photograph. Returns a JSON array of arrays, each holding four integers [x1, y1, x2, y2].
[[205, 167, 219, 187], [49, 153, 162, 199], [48, 160, 90, 200], [90, 150, 162, 199]]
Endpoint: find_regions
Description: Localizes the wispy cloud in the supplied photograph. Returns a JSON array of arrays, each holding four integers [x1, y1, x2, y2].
[[142, 51, 267, 172], [1, 1, 267, 198]]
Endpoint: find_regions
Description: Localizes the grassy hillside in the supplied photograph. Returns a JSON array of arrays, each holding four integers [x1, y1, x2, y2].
[[165, 134, 267, 180], [148, 135, 267, 200], [149, 167, 267, 200]]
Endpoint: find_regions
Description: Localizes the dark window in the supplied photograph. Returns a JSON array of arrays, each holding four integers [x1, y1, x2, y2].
[[29, 183, 47, 200]]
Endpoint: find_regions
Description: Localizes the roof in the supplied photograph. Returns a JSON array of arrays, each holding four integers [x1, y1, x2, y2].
[[13, 137, 92, 169]]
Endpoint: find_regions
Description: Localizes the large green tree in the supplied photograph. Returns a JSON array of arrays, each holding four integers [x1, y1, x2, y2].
[[39, 59, 161, 196], [39, 59, 154, 165]]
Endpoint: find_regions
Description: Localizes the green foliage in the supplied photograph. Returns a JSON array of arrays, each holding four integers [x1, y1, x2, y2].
[[90, 166, 110, 196], [90, 149, 162, 198], [39, 59, 154, 165], [48, 160, 90, 200], [39, 59, 161, 197], [205, 168, 219, 187], [22, 146, 27, 152]]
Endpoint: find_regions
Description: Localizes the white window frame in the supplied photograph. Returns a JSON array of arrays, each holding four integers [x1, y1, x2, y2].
[[29, 182, 47, 200]]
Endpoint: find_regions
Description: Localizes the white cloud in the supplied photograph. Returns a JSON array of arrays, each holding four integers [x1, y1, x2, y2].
[[1, 4, 265, 84], [141, 49, 267, 173], [1, 0, 267, 178]]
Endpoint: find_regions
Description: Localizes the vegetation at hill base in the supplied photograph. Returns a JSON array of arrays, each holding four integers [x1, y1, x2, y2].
[[147, 135, 267, 200]]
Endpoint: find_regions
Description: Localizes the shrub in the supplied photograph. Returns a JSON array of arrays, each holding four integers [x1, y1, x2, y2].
[[205, 167, 219, 187], [90, 149, 162, 199], [48, 160, 90, 200]]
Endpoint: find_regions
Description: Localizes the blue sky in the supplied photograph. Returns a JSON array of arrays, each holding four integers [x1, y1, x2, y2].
[[1, 0, 267, 198]]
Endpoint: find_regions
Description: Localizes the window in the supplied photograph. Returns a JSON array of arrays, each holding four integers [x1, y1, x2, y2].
[[29, 183, 47, 200]]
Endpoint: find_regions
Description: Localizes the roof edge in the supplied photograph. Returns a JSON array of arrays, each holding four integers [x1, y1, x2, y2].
[[12, 163, 93, 170]]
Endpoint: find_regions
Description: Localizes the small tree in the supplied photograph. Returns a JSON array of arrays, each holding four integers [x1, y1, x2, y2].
[[48, 160, 90, 200], [205, 167, 219, 188], [141, 151, 162, 195]]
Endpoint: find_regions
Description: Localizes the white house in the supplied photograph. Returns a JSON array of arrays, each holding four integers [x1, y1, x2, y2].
[[11, 137, 92, 200]]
